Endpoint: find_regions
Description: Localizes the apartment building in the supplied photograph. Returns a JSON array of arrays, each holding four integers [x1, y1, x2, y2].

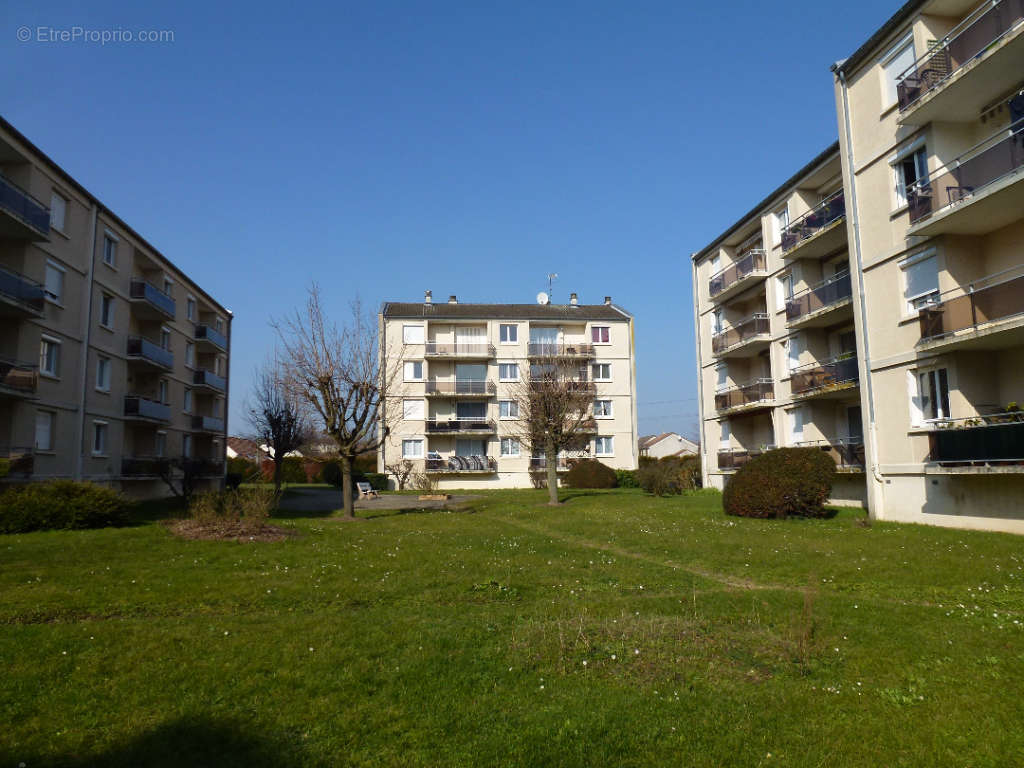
[[693, 0, 1024, 532], [0, 116, 230, 497], [379, 293, 638, 489]]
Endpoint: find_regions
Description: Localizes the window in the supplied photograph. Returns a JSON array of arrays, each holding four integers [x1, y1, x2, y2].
[[159, 379, 169, 404], [591, 326, 610, 344], [901, 251, 939, 313], [788, 407, 806, 445], [160, 327, 171, 351], [787, 334, 802, 375], [214, 356, 222, 376], [594, 399, 613, 418], [498, 363, 519, 382], [92, 422, 108, 456], [155, 432, 167, 458], [893, 144, 928, 209], [776, 273, 794, 312], [39, 336, 60, 377], [595, 436, 614, 456], [185, 341, 195, 368], [183, 388, 192, 413], [915, 368, 951, 423], [720, 420, 730, 449], [404, 361, 424, 381], [163, 278, 173, 297], [499, 400, 519, 419], [715, 364, 728, 392], [712, 308, 723, 336], [187, 296, 196, 321], [402, 439, 424, 458], [403, 399, 425, 420], [881, 34, 915, 107], [500, 437, 520, 457], [183, 434, 193, 458], [214, 317, 224, 333], [499, 324, 518, 343], [403, 325, 424, 344], [592, 363, 611, 382], [50, 192, 67, 232], [96, 356, 111, 391], [35, 411, 54, 451], [773, 205, 789, 246], [99, 294, 114, 328], [102, 234, 117, 267], [44, 261, 64, 303]]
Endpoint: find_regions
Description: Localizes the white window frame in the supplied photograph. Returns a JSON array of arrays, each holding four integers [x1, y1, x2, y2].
[[35, 410, 55, 451], [44, 260, 65, 305], [402, 438, 424, 459], [594, 436, 614, 457], [499, 400, 519, 419], [879, 32, 915, 109], [50, 191, 68, 233], [788, 406, 806, 445], [183, 387, 193, 414], [591, 325, 611, 345], [500, 437, 520, 457], [776, 273, 794, 313], [155, 431, 167, 458], [715, 364, 729, 393], [39, 335, 61, 378], [403, 399, 425, 420], [183, 434, 193, 458], [593, 399, 613, 418], [592, 363, 612, 382], [890, 138, 927, 210], [911, 366, 951, 426], [92, 420, 109, 456], [719, 420, 731, 450], [185, 341, 195, 368], [186, 295, 196, 322], [99, 293, 114, 329], [95, 355, 111, 392], [786, 334, 802, 376], [772, 205, 789, 246], [160, 326, 172, 351], [402, 324, 425, 345], [403, 360, 424, 382], [102, 231, 118, 268], [499, 324, 518, 344], [899, 248, 939, 316], [498, 362, 519, 382]]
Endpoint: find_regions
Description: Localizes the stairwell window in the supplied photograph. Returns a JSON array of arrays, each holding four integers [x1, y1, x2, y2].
[[595, 436, 614, 456], [100, 294, 114, 329], [102, 234, 118, 267], [95, 356, 111, 392], [498, 363, 519, 382], [591, 326, 610, 344], [404, 361, 424, 381], [39, 336, 61, 378], [772, 205, 789, 246], [403, 325, 424, 344], [500, 437, 520, 457], [786, 334, 802, 375], [499, 400, 519, 419], [777, 273, 794, 312], [44, 261, 64, 304], [892, 141, 928, 210], [35, 411, 54, 451], [92, 421, 109, 456], [50, 192, 67, 232], [186, 296, 196, 321], [913, 368, 951, 424], [402, 439, 424, 459], [900, 249, 939, 314], [403, 399, 424, 420], [594, 399, 613, 418], [499, 324, 518, 344], [592, 363, 612, 382]]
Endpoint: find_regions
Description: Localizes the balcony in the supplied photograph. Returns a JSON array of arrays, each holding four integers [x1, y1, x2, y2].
[[425, 455, 498, 473], [530, 456, 570, 471], [529, 374, 597, 394], [786, 271, 854, 328], [896, 0, 1024, 125], [917, 267, 1024, 351], [192, 415, 225, 434], [122, 457, 171, 478], [425, 380, 496, 398], [711, 313, 771, 357], [425, 418, 497, 434], [129, 279, 176, 320], [195, 325, 228, 352], [717, 445, 775, 472], [184, 458, 225, 477], [526, 343, 595, 359], [709, 249, 768, 303], [424, 342, 495, 359], [126, 336, 173, 371], [790, 355, 859, 399], [781, 190, 847, 260], [124, 395, 171, 423], [0, 175, 50, 239], [193, 368, 227, 393], [0, 265, 46, 318], [714, 379, 774, 415], [928, 413, 1024, 469], [0, 446, 34, 478], [0, 358, 38, 399], [793, 439, 865, 472], [907, 119, 1024, 236]]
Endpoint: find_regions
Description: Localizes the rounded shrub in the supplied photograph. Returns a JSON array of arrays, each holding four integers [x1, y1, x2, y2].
[[637, 455, 702, 496], [722, 447, 836, 519], [0, 481, 130, 534], [564, 459, 617, 489]]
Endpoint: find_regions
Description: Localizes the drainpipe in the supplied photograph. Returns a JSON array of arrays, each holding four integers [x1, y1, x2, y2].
[[834, 65, 886, 516], [690, 254, 709, 488], [222, 311, 232, 490], [74, 204, 99, 481]]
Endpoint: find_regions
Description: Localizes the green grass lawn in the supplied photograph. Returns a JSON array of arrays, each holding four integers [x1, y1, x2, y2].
[[3, 489, 1024, 767]]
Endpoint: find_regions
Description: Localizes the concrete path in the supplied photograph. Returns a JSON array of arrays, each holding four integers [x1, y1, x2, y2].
[[276, 487, 479, 515]]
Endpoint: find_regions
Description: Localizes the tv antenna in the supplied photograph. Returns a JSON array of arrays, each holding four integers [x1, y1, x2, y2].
[[547, 272, 558, 299]]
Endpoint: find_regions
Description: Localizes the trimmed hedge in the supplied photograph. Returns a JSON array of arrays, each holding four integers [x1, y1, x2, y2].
[[564, 459, 617, 489], [0, 481, 131, 534], [723, 447, 836, 519], [638, 455, 702, 496], [227, 457, 260, 480]]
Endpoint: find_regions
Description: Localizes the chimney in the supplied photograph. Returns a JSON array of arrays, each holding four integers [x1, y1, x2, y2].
[[448, 295, 458, 304], [424, 290, 432, 304], [604, 296, 612, 305], [570, 293, 578, 306]]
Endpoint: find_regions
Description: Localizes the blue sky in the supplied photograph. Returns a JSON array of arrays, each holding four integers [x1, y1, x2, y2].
[[3, 0, 896, 439]]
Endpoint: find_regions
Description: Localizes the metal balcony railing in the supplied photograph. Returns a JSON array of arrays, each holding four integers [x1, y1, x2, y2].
[[126, 336, 173, 370], [711, 313, 770, 354], [786, 271, 853, 323], [907, 118, 1024, 225], [928, 412, 1024, 464], [129, 279, 176, 318], [792, 439, 866, 470], [714, 379, 774, 412], [918, 265, 1024, 342], [0, 265, 46, 315], [424, 418, 496, 433], [527, 342, 595, 358], [717, 445, 776, 471], [781, 190, 846, 253], [122, 456, 171, 477], [424, 342, 495, 358], [0, 357, 38, 395], [0, 175, 50, 236], [425, 380, 496, 396], [709, 249, 767, 298], [192, 415, 225, 433], [790, 355, 859, 396], [425, 455, 497, 472], [195, 324, 228, 351], [124, 394, 171, 422], [896, 0, 1024, 111], [0, 445, 34, 476], [193, 368, 227, 392], [529, 456, 570, 470]]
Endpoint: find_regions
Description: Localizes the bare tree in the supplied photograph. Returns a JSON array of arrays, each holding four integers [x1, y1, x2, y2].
[[385, 459, 415, 491], [246, 358, 312, 494], [274, 286, 402, 518], [509, 357, 596, 505]]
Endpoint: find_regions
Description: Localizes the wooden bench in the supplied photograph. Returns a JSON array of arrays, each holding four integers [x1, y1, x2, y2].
[[356, 482, 379, 499]]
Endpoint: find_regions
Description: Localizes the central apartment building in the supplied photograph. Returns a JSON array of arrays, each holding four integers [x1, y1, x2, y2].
[[379, 293, 638, 488], [693, 0, 1024, 532]]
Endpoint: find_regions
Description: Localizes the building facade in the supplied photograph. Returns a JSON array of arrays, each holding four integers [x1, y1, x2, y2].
[[639, 432, 699, 458], [693, 0, 1024, 532], [379, 293, 638, 489], [0, 116, 230, 497]]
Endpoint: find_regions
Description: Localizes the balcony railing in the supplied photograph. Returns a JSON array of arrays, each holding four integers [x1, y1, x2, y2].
[[195, 324, 228, 351], [424, 342, 495, 358], [122, 457, 171, 477], [425, 418, 497, 434], [790, 355, 859, 397], [527, 343, 595, 358], [918, 266, 1024, 342], [184, 458, 225, 476], [896, 0, 1024, 111], [786, 271, 853, 323], [529, 456, 570, 471], [0, 446, 34, 477], [193, 368, 227, 393], [711, 313, 770, 354], [717, 445, 775, 471], [0, 357, 38, 395], [928, 413, 1024, 464], [793, 439, 866, 471], [709, 249, 767, 298], [425, 455, 498, 473], [425, 380, 496, 396], [0, 265, 46, 315], [126, 336, 173, 370], [781, 190, 846, 253], [129, 279, 176, 319], [908, 118, 1024, 225], [714, 379, 774, 412], [0, 175, 50, 237], [192, 415, 225, 433], [124, 394, 171, 423]]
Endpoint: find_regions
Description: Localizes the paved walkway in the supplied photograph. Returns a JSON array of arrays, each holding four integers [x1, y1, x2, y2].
[[276, 487, 479, 514]]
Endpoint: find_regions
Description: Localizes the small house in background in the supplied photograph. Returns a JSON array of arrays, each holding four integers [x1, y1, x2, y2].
[[639, 433, 698, 459]]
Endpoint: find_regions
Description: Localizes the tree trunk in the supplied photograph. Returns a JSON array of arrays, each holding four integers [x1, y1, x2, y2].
[[273, 456, 283, 494], [340, 454, 355, 518], [545, 440, 559, 505]]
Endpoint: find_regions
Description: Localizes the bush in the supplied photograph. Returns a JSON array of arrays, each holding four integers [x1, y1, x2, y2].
[[319, 461, 342, 487], [564, 459, 617, 489], [280, 456, 309, 484], [638, 455, 702, 496], [227, 456, 260, 480], [364, 473, 387, 491], [723, 447, 836, 519], [0, 481, 130, 534], [225, 473, 243, 491], [188, 487, 276, 531], [319, 462, 386, 492], [615, 469, 639, 488]]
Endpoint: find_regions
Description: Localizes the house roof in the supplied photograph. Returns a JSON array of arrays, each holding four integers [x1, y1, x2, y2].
[[832, 0, 923, 79], [227, 437, 264, 458], [382, 301, 632, 321], [639, 432, 674, 450]]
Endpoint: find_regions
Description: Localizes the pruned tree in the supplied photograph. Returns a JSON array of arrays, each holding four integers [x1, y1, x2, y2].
[[509, 357, 596, 505], [274, 286, 402, 518], [385, 459, 415, 491], [246, 357, 312, 494]]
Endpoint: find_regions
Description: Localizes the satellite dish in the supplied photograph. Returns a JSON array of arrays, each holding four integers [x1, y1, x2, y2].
[[536, 291, 549, 305]]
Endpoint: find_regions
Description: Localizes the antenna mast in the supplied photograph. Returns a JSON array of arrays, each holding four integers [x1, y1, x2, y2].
[[547, 272, 558, 300]]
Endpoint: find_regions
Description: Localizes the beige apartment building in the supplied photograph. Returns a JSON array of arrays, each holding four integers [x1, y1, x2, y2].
[[379, 293, 638, 489], [0, 116, 230, 497], [693, 0, 1024, 533]]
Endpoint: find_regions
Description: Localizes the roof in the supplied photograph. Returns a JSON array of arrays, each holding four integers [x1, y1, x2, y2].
[[382, 302, 632, 321], [227, 437, 264, 458], [639, 433, 673, 451], [832, 0, 922, 78]]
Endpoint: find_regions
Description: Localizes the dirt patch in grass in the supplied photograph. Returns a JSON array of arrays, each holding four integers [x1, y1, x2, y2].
[[164, 519, 296, 542]]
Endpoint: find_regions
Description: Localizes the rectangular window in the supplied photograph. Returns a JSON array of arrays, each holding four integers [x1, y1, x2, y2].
[[39, 336, 60, 377], [901, 251, 939, 313], [158, 379, 169, 404], [183, 388, 192, 413], [404, 361, 424, 381], [187, 297, 196, 321], [163, 279, 173, 297], [715, 364, 728, 392], [777, 273, 794, 312], [403, 325, 425, 344], [595, 436, 614, 456], [712, 308, 723, 336], [918, 368, 951, 422], [789, 407, 805, 444], [99, 294, 114, 328], [592, 363, 611, 381], [92, 422, 108, 455], [894, 145, 928, 208], [720, 420, 730, 449], [498, 363, 519, 381], [160, 327, 171, 351], [881, 35, 915, 107], [102, 235, 117, 267], [96, 356, 111, 391], [787, 334, 802, 375], [35, 411, 54, 451], [403, 399, 425, 420], [773, 205, 789, 246], [591, 326, 610, 344], [499, 400, 519, 419], [183, 434, 193, 458], [215, 317, 224, 332], [500, 437, 520, 457], [44, 262, 64, 303], [402, 439, 424, 459], [594, 399, 613, 418], [499, 324, 518, 343], [185, 341, 195, 367], [50, 192, 67, 232], [155, 431, 167, 458]]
